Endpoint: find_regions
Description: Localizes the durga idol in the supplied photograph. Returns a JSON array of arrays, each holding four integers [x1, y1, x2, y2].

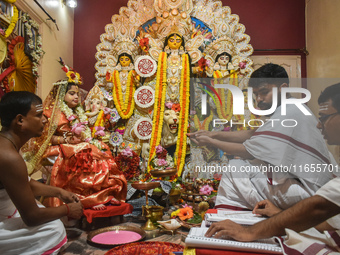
[[147, 26, 191, 176]]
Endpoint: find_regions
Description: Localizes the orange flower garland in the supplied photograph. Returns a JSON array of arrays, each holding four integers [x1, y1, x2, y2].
[[112, 70, 135, 119], [148, 52, 167, 172], [214, 70, 255, 131], [174, 53, 190, 177], [91, 110, 104, 137], [194, 111, 213, 131], [214, 70, 234, 122]]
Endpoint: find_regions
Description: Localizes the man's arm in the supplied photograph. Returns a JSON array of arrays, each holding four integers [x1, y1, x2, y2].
[[205, 195, 340, 241], [190, 135, 254, 159], [29, 179, 79, 203], [188, 129, 256, 144], [0, 151, 82, 227]]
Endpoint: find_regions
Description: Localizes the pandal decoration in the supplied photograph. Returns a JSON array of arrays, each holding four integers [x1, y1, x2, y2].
[[21, 13, 44, 77], [4, 36, 35, 92], [134, 86, 155, 109], [3, 0, 18, 38], [134, 117, 152, 140], [109, 131, 123, 151], [134, 55, 157, 78]]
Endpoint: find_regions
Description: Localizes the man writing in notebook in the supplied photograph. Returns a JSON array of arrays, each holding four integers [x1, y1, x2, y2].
[[189, 63, 335, 212], [0, 91, 83, 255], [206, 83, 340, 253]]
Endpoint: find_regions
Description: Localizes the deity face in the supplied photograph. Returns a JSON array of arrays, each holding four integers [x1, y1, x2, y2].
[[167, 34, 183, 50], [90, 98, 103, 113], [163, 109, 180, 134], [217, 54, 230, 67], [64, 85, 79, 109], [119, 56, 131, 67]]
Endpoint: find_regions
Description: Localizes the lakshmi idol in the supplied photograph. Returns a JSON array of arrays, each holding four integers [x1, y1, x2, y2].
[[22, 62, 127, 210], [105, 39, 142, 153]]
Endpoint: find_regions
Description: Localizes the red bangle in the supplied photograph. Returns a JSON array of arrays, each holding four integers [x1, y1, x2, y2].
[[64, 204, 70, 216]]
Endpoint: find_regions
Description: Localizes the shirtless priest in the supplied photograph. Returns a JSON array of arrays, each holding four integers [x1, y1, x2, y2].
[[0, 91, 83, 255]]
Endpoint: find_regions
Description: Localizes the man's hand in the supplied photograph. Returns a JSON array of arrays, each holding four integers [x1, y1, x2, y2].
[[205, 220, 255, 242], [253, 199, 282, 217], [67, 202, 83, 219], [187, 131, 213, 146], [58, 189, 80, 203]]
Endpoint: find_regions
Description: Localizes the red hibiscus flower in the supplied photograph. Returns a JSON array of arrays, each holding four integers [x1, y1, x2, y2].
[[198, 57, 208, 71], [171, 104, 181, 112], [139, 38, 149, 52]]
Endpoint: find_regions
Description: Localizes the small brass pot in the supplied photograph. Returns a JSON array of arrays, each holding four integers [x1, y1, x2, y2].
[[147, 205, 164, 223], [169, 189, 181, 205]]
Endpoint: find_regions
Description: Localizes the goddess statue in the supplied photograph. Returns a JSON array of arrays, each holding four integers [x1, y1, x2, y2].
[[144, 25, 204, 176], [105, 39, 141, 152], [203, 37, 255, 131]]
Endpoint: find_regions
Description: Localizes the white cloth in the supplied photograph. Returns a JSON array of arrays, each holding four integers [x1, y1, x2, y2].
[[0, 189, 67, 255], [216, 104, 335, 210], [316, 177, 340, 229], [277, 177, 340, 254], [277, 228, 340, 255]]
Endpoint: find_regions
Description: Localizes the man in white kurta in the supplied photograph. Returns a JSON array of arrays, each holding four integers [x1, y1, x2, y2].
[[215, 102, 336, 210], [205, 82, 340, 255], [190, 63, 336, 211]]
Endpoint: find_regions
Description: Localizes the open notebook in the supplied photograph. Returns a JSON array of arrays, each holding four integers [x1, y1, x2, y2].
[[205, 210, 266, 226], [185, 227, 283, 254]]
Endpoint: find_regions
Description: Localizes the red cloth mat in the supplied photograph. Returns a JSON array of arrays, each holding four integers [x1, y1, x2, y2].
[[83, 202, 133, 223], [105, 241, 184, 255], [196, 248, 274, 255]]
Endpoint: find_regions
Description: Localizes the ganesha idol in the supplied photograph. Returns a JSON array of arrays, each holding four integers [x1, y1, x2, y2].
[[84, 85, 113, 143]]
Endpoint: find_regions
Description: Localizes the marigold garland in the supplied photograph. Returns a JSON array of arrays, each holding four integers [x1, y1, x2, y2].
[[148, 52, 190, 176], [214, 70, 233, 122], [148, 52, 167, 172], [174, 53, 190, 177], [214, 70, 254, 131], [194, 111, 213, 131], [4, 4, 18, 38], [112, 70, 135, 119], [92, 110, 104, 137]]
